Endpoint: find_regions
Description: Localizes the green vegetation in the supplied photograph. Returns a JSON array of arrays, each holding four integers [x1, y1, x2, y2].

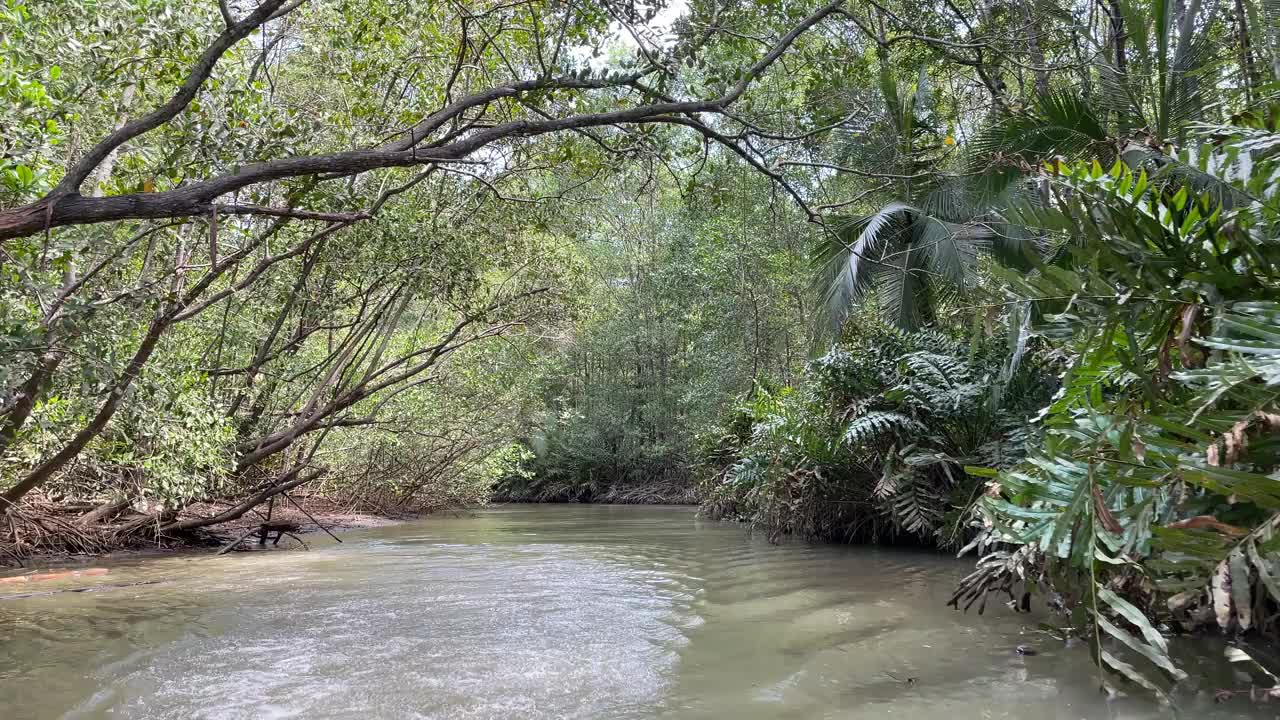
[[2, 0, 1280, 699], [953, 120, 1280, 694], [491, 165, 811, 504], [701, 323, 1054, 545]]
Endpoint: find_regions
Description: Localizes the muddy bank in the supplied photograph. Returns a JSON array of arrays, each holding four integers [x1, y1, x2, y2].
[[491, 483, 700, 505], [0, 495, 418, 569], [186, 495, 411, 536]]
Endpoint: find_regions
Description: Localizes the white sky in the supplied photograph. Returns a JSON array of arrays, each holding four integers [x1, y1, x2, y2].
[[643, 0, 690, 44], [570, 0, 690, 68]]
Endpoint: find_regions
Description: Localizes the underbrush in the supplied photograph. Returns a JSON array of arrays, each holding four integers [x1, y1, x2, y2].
[[491, 420, 700, 505], [493, 479, 699, 505], [699, 323, 1055, 548]]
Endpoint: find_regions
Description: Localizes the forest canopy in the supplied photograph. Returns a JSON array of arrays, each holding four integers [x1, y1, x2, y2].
[[0, 0, 845, 514]]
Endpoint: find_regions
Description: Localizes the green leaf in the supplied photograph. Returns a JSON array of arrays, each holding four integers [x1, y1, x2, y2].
[[1133, 169, 1149, 199], [1096, 615, 1187, 679], [1099, 587, 1170, 652], [1101, 649, 1168, 698]]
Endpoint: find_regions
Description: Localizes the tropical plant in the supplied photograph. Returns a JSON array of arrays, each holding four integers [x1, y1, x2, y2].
[[824, 0, 1255, 337], [813, 179, 1043, 332], [973, 0, 1231, 172], [1107, 0, 1218, 143], [701, 323, 1054, 545], [813, 50, 1048, 333], [954, 112, 1280, 697]]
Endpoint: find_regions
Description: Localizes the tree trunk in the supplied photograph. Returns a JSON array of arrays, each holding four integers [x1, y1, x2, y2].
[[1107, 0, 1128, 75], [1233, 0, 1260, 102], [0, 346, 65, 454], [1022, 2, 1050, 97], [79, 496, 133, 526]]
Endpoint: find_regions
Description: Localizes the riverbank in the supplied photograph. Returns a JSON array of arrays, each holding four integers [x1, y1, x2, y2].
[[491, 482, 700, 505], [2, 485, 709, 569], [0, 495, 417, 569], [188, 495, 411, 537]]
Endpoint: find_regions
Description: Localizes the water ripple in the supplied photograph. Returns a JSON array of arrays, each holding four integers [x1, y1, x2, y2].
[[0, 505, 1264, 720]]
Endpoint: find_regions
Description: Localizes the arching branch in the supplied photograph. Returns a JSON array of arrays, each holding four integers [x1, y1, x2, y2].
[[0, 0, 847, 242]]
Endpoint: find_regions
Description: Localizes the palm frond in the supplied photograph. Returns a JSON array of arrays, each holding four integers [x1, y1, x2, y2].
[[843, 410, 925, 446], [814, 178, 1050, 333], [815, 203, 916, 333], [876, 239, 932, 330], [1164, 36, 1219, 138], [891, 478, 945, 534], [1096, 64, 1151, 132], [970, 91, 1110, 166], [913, 218, 960, 286], [982, 220, 1048, 271]]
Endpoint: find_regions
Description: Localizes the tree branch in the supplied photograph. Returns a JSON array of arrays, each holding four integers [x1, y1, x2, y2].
[[212, 203, 371, 222], [0, 0, 846, 242], [53, 0, 293, 197]]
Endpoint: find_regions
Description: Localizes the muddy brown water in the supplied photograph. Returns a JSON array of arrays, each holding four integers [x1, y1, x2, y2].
[[0, 505, 1267, 719]]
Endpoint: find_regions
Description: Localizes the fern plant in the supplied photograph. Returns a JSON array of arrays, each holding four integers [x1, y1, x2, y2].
[[700, 323, 1054, 546]]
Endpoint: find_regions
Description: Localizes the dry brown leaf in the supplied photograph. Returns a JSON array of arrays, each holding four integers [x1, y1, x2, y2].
[[1212, 560, 1233, 630], [1092, 486, 1123, 533], [1229, 549, 1254, 631], [1166, 515, 1248, 538], [1157, 333, 1173, 385], [1211, 412, 1280, 467], [1224, 423, 1247, 466], [1178, 304, 1202, 368], [1167, 590, 1199, 614]]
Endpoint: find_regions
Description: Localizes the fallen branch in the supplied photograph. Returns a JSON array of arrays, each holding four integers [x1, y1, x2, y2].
[[282, 492, 342, 543], [216, 527, 260, 555], [162, 468, 323, 532]]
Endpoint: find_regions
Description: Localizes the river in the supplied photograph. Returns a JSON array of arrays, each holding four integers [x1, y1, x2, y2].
[[0, 505, 1263, 719]]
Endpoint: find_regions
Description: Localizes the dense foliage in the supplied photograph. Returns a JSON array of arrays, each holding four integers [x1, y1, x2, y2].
[[495, 165, 810, 503], [0, 0, 853, 555], [953, 118, 1280, 695], [4, 0, 1280, 700], [701, 322, 1054, 545]]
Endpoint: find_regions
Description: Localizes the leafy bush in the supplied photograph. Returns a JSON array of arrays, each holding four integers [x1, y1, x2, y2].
[[20, 369, 236, 509], [700, 323, 1054, 546], [494, 407, 694, 503], [955, 111, 1280, 695]]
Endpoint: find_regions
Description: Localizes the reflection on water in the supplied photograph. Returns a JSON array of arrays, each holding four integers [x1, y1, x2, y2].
[[0, 505, 1261, 719]]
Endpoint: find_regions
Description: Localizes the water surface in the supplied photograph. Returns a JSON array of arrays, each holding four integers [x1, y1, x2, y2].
[[0, 505, 1259, 718]]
